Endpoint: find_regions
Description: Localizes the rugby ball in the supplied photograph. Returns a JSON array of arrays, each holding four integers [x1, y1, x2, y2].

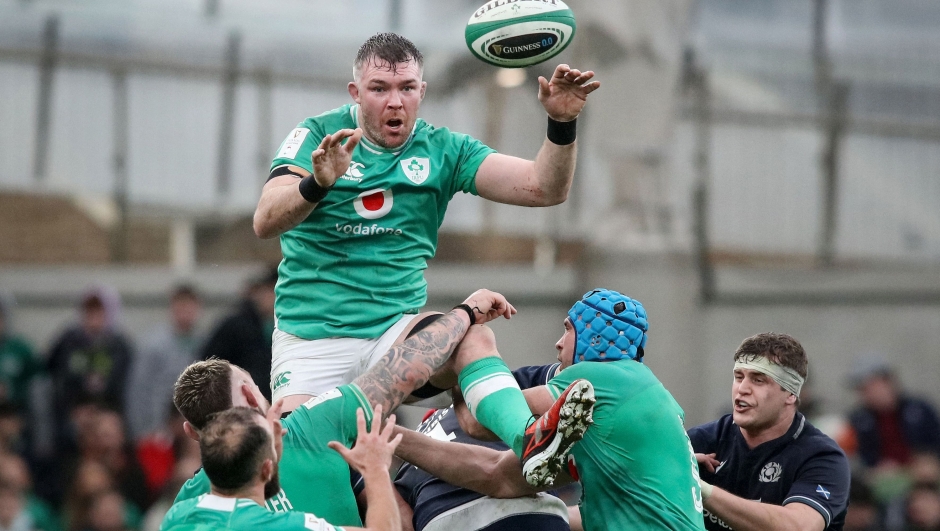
[[465, 0, 576, 68]]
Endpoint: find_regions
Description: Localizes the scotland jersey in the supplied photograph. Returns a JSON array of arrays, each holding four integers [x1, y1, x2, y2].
[[688, 413, 850, 530], [394, 364, 567, 531]]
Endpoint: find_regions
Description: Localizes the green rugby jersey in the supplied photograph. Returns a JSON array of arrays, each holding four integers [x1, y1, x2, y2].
[[548, 360, 706, 531], [172, 384, 373, 527], [160, 494, 342, 531], [270, 104, 495, 340]]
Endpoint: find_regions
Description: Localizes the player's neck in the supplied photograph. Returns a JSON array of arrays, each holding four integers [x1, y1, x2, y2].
[[210, 484, 265, 507], [739, 410, 796, 449]]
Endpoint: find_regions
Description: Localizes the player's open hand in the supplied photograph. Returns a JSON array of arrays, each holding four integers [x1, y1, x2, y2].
[[696, 452, 720, 473], [328, 404, 402, 475], [538, 64, 600, 122], [311, 128, 363, 188], [461, 289, 517, 325]]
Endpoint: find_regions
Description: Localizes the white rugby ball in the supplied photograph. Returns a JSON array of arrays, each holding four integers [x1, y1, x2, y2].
[[465, 0, 576, 68]]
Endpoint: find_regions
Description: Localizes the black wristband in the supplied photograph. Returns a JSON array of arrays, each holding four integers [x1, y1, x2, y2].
[[298, 175, 331, 203], [453, 304, 477, 326], [547, 117, 577, 145]]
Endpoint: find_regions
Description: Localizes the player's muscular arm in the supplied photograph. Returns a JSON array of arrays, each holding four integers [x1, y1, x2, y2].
[[392, 425, 539, 498], [253, 128, 362, 239], [473, 64, 599, 207], [703, 487, 825, 531], [354, 290, 516, 417]]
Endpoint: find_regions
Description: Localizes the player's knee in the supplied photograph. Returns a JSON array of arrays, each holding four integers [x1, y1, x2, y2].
[[454, 325, 500, 367]]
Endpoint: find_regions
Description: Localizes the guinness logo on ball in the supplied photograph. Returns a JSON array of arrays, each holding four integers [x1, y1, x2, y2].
[[488, 32, 557, 58]]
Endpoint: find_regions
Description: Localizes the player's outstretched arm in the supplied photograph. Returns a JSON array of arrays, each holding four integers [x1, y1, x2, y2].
[[473, 64, 600, 207], [701, 484, 825, 531], [392, 425, 553, 499], [253, 128, 362, 239], [354, 289, 515, 417], [328, 405, 402, 531]]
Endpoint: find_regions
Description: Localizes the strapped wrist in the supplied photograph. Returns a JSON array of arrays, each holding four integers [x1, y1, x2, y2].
[[453, 304, 478, 326], [547, 117, 577, 145], [298, 175, 332, 203]]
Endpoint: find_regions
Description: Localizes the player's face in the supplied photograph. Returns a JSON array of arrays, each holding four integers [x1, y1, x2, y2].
[[556, 318, 576, 369], [349, 58, 426, 149], [732, 367, 794, 433]]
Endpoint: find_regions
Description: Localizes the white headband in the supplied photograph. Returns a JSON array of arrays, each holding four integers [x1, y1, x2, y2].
[[734, 356, 805, 397]]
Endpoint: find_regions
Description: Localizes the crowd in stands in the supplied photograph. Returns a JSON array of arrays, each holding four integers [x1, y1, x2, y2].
[[0, 269, 276, 531], [2, 270, 940, 531]]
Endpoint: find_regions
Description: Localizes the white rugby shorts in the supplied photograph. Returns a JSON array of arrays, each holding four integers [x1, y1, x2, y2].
[[270, 314, 418, 400]]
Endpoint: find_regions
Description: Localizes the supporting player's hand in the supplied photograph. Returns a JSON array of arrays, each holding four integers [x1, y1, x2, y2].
[[461, 289, 516, 325], [311, 128, 363, 187], [538, 64, 600, 122], [328, 405, 402, 476], [696, 452, 720, 473]]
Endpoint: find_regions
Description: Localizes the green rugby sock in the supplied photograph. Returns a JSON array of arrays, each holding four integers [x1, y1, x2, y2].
[[458, 357, 531, 456]]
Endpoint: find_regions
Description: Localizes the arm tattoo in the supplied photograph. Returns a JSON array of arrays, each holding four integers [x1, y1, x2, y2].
[[355, 310, 468, 417]]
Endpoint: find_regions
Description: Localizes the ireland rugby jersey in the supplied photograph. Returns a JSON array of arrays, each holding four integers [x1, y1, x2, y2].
[[548, 360, 706, 531], [172, 384, 373, 527], [160, 494, 342, 531], [270, 104, 495, 340]]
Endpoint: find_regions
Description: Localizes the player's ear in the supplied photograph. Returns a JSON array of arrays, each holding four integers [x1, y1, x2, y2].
[[786, 393, 798, 406], [348, 81, 361, 103], [420, 81, 427, 100], [183, 421, 200, 442], [241, 383, 260, 409], [260, 458, 274, 483]]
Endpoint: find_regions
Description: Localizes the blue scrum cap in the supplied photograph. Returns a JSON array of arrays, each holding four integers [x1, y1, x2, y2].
[[567, 289, 648, 364]]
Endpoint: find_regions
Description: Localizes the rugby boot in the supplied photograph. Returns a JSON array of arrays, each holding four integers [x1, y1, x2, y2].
[[521, 379, 595, 487]]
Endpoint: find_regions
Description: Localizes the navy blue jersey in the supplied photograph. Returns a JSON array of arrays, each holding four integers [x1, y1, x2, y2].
[[688, 413, 850, 530], [395, 364, 563, 531]]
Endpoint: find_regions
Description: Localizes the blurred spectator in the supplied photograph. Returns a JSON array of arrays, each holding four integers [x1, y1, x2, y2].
[[0, 404, 25, 455], [0, 453, 60, 531], [0, 294, 43, 414], [75, 410, 149, 514], [63, 460, 113, 531], [83, 491, 131, 531], [847, 356, 940, 469], [845, 478, 884, 531], [46, 287, 133, 455], [126, 284, 203, 440], [905, 484, 940, 531], [134, 404, 199, 498], [201, 268, 276, 400], [139, 457, 201, 531]]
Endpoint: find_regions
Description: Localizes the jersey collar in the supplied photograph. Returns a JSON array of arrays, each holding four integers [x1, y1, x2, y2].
[[351, 104, 418, 155]]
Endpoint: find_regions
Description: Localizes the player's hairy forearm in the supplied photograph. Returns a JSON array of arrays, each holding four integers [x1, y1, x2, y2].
[[253, 176, 318, 239], [392, 426, 536, 499], [355, 310, 470, 416], [532, 137, 576, 206], [358, 467, 402, 531], [705, 487, 825, 531]]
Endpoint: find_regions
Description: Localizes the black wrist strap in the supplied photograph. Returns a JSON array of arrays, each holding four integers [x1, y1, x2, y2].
[[547, 117, 577, 145], [298, 175, 331, 203], [453, 304, 477, 326]]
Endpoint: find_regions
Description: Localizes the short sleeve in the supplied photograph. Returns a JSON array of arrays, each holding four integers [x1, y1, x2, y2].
[[270, 122, 322, 174], [451, 132, 496, 196], [337, 384, 375, 444], [298, 512, 342, 531], [781, 449, 850, 529]]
